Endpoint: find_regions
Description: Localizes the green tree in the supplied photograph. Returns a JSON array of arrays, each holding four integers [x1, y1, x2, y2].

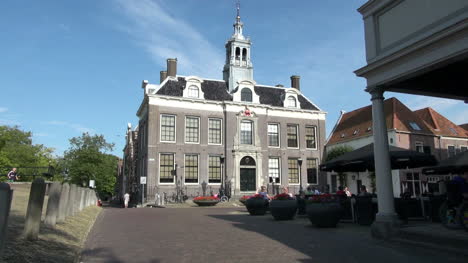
[[64, 133, 117, 197], [0, 125, 55, 178], [325, 145, 354, 187]]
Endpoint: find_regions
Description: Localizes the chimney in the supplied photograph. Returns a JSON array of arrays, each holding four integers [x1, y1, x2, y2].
[[291, 75, 300, 90], [160, 71, 167, 83], [167, 58, 177, 77]]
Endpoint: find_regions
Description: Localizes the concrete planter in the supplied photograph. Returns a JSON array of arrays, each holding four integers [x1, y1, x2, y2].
[[306, 202, 342, 227], [245, 198, 268, 216], [270, 200, 297, 220], [193, 200, 220, 207]]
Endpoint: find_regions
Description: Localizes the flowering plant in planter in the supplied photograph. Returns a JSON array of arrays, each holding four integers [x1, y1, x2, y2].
[[273, 193, 295, 200], [306, 194, 337, 203], [250, 194, 267, 199], [193, 196, 220, 201], [239, 195, 251, 201]]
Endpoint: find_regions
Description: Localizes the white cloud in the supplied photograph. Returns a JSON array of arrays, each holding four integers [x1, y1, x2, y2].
[[0, 107, 8, 113], [45, 120, 95, 134], [405, 97, 460, 111], [33, 132, 49, 137], [452, 109, 468, 125], [0, 119, 20, 126], [114, 0, 224, 78]]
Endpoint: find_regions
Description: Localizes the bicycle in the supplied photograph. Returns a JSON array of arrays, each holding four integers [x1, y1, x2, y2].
[[439, 199, 468, 231]]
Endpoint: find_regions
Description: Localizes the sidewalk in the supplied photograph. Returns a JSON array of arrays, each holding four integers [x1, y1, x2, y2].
[[394, 222, 468, 256]]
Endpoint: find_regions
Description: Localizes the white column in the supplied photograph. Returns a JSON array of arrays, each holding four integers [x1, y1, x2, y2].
[[369, 88, 397, 221]]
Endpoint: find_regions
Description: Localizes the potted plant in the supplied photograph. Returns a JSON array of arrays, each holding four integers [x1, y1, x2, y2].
[[245, 194, 269, 215], [239, 195, 251, 206], [270, 193, 297, 220], [192, 196, 220, 206], [306, 194, 343, 227]]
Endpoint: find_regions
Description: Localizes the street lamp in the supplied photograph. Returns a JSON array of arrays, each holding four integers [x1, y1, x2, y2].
[[220, 155, 225, 194], [298, 158, 303, 194]]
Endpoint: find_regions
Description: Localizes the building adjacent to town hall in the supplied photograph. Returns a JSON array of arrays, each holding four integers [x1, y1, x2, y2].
[[325, 97, 468, 197], [120, 8, 326, 202]]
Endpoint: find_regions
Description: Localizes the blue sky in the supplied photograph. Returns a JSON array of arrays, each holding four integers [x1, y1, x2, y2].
[[1, 0, 467, 157]]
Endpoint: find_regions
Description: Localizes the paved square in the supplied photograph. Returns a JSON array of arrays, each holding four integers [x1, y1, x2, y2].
[[80, 207, 464, 263]]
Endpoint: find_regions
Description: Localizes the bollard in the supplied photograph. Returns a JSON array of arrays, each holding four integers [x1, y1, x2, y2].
[[68, 184, 77, 216], [57, 183, 69, 223], [0, 183, 14, 256], [24, 178, 46, 241], [44, 182, 62, 227], [74, 186, 81, 214], [79, 188, 85, 211]]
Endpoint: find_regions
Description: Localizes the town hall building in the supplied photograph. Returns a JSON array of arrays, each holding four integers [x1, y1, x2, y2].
[[121, 7, 327, 202]]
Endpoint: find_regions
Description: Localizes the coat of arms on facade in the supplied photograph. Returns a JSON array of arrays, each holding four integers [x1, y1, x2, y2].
[[239, 106, 255, 117]]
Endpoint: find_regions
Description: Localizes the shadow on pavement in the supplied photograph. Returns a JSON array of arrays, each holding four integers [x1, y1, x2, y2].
[[208, 212, 465, 263], [81, 247, 161, 263]]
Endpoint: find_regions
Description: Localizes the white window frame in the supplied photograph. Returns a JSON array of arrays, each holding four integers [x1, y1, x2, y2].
[[240, 119, 254, 145], [287, 124, 299, 149], [187, 85, 200, 98], [288, 158, 300, 185], [287, 96, 297, 108], [208, 155, 222, 185], [184, 154, 199, 185], [160, 114, 176, 143], [268, 157, 281, 184], [158, 153, 175, 185], [447, 145, 456, 157], [208, 118, 223, 145], [267, 123, 280, 148], [185, 116, 200, 144], [305, 126, 317, 150], [306, 158, 319, 185], [415, 141, 424, 153]]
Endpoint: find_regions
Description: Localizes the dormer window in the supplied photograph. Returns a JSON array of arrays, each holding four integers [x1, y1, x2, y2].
[[409, 122, 421, 131], [241, 88, 252, 102], [449, 127, 458, 135], [353, 129, 359, 135], [287, 96, 297, 108], [187, 85, 199, 98], [367, 127, 372, 132]]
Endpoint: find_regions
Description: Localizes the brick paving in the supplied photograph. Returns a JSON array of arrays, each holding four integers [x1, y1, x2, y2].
[[80, 207, 465, 263]]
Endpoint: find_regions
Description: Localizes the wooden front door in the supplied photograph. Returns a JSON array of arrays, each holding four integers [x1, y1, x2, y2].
[[240, 168, 256, 192]]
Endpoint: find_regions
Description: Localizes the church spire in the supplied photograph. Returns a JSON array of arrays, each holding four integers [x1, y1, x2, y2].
[[233, 0, 244, 40]]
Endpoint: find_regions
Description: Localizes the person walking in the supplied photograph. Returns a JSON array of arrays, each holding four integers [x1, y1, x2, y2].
[[7, 168, 18, 182], [124, 193, 130, 208]]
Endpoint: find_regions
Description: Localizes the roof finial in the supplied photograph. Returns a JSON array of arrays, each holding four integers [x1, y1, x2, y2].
[[236, 0, 241, 22]]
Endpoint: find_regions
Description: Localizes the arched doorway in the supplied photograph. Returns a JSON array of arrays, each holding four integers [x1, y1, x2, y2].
[[240, 156, 256, 192]]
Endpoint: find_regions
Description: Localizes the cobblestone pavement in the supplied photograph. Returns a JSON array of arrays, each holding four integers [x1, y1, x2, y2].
[[80, 207, 465, 263]]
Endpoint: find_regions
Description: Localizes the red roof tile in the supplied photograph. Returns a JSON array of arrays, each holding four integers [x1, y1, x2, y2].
[[328, 97, 432, 145], [414, 108, 468, 138]]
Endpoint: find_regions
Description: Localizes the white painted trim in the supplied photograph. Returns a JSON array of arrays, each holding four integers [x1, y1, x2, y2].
[[305, 126, 318, 150], [267, 123, 281, 148], [268, 157, 281, 185], [239, 119, 254, 146], [283, 89, 301, 109], [184, 116, 201, 144], [207, 155, 223, 185], [208, 118, 223, 145], [158, 153, 176, 185], [160, 114, 176, 143], [148, 96, 326, 118], [306, 158, 319, 185], [286, 124, 300, 149], [183, 154, 200, 185]]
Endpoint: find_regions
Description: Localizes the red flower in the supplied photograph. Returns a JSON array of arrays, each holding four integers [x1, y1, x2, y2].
[[250, 194, 266, 199], [307, 194, 336, 203], [239, 195, 251, 201], [193, 196, 220, 201], [273, 193, 294, 200]]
